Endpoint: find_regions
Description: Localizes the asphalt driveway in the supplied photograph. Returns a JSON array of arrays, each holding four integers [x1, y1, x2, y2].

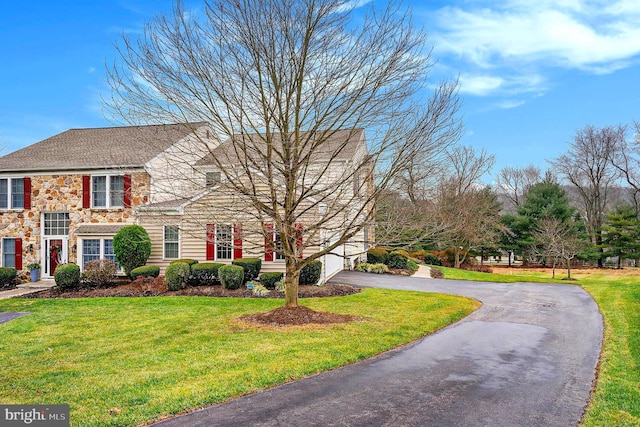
[[153, 271, 602, 426]]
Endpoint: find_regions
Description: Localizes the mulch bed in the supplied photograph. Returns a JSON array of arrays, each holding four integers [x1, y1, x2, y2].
[[22, 278, 363, 326], [24, 279, 361, 299], [239, 305, 364, 327]]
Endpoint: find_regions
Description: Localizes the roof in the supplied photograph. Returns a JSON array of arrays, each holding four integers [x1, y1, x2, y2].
[[197, 128, 365, 166], [0, 122, 208, 172], [75, 224, 127, 235]]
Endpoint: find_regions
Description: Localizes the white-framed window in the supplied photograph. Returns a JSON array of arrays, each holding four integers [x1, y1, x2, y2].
[[2, 238, 17, 268], [81, 239, 119, 270], [0, 178, 24, 209], [92, 175, 124, 208], [44, 212, 70, 236], [216, 224, 233, 260], [164, 226, 180, 259]]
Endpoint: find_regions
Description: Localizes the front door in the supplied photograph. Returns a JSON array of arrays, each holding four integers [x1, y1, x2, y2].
[[44, 238, 68, 277]]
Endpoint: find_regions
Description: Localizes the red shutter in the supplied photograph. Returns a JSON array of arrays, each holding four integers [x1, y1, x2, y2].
[[23, 177, 31, 209], [295, 223, 304, 259], [82, 175, 91, 208], [123, 174, 132, 208], [206, 224, 215, 260], [233, 224, 243, 259], [264, 223, 274, 261], [15, 238, 23, 270]]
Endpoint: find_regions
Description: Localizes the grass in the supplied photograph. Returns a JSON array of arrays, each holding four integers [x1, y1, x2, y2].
[[0, 289, 479, 427], [438, 265, 640, 426]]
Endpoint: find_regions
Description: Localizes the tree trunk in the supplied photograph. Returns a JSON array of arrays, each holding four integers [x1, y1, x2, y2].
[[284, 260, 299, 307], [566, 260, 572, 279], [454, 248, 461, 269]]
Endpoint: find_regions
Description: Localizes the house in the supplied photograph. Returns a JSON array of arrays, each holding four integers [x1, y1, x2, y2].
[[0, 124, 372, 281]]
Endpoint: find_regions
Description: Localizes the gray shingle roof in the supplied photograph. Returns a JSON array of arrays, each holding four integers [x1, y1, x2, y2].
[[0, 122, 208, 172], [197, 128, 364, 165], [75, 224, 127, 235]]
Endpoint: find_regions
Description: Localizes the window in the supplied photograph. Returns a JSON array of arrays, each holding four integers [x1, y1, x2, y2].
[[82, 239, 101, 266], [0, 178, 25, 209], [274, 231, 285, 260], [216, 225, 232, 260], [81, 239, 119, 270], [2, 238, 16, 268], [92, 175, 124, 208], [44, 213, 70, 236], [205, 172, 221, 187], [164, 226, 179, 259]]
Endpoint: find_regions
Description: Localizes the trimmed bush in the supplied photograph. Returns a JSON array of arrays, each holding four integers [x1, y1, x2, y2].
[[165, 262, 190, 291], [82, 259, 117, 287], [407, 259, 419, 272], [387, 250, 408, 269], [424, 253, 441, 266], [299, 260, 322, 285], [355, 263, 389, 274], [393, 249, 411, 258], [259, 272, 284, 289], [367, 248, 388, 264], [232, 258, 262, 281], [130, 265, 160, 280], [191, 262, 224, 285], [113, 225, 152, 277], [251, 284, 270, 297], [169, 258, 199, 266], [0, 267, 17, 286], [219, 264, 245, 290], [54, 264, 81, 290]]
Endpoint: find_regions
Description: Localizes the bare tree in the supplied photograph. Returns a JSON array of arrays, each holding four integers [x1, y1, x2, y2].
[[496, 164, 542, 212], [549, 125, 623, 266], [532, 217, 585, 279], [105, 0, 461, 307], [433, 146, 499, 268], [609, 121, 640, 214]]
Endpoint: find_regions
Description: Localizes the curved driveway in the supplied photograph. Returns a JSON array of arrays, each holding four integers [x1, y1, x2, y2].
[[154, 271, 602, 427]]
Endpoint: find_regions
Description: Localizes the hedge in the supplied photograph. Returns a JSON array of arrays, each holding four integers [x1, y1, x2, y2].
[[169, 258, 199, 266], [219, 264, 245, 290], [165, 262, 190, 291], [232, 258, 262, 281], [367, 248, 388, 264], [299, 260, 322, 285], [130, 265, 160, 280], [259, 272, 284, 289], [0, 267, 17, 286], [387, 250, 408, 269], [191, 262, 224, 285], [54, 264, 81, 290]]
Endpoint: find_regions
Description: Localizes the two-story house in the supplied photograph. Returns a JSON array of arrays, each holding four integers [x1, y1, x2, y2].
[[0, 122, 211, 279], [0, 124, 372, 281]]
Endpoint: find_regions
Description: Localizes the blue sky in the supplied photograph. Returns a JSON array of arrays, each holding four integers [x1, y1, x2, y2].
[[1, 0, 639, 179]]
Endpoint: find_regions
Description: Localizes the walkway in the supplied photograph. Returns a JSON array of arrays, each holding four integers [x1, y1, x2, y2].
[[0, 280, 55, 299], [153, 271, 602, 426]]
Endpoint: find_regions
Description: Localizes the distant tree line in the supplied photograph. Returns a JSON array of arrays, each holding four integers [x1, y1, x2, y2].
[[376, 121, 640, 274]]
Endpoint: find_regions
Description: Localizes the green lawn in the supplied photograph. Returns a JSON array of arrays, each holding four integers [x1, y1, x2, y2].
[[438, 265, 640, 426], [0, 289, 479, 427]]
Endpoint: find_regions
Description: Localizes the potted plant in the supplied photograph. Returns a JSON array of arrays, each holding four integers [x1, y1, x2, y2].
[[27, 262, 41, 282]]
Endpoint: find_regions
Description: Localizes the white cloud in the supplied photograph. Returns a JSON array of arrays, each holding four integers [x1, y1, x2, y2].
[[494, 99, 526, 109], [459, 75, 504, 96], [425, 0, 640, 96]]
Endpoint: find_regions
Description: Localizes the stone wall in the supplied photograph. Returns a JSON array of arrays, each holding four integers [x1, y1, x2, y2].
[[0, 172, 150, 268]]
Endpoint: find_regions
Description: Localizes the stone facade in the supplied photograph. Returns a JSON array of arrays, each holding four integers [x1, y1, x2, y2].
[[0, 171, 150, 269]]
